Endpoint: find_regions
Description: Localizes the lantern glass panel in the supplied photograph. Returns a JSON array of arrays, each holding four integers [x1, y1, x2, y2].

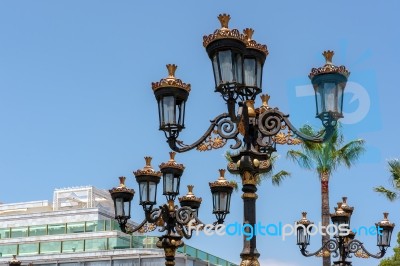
[[162, 96, 175, 125], [115, 198, 124, 217], [149, 181, 157, 203], [219, 50, 234, 83], [244, 58, 256, 87], [323, 82, 337, 113], [212, 55, 221, 86], [164, 173, 174, 194], [256, 60, 262, 89], [297, 226, 305, 245], [139, 182, 148, 203], [219, 192, 228, 212]]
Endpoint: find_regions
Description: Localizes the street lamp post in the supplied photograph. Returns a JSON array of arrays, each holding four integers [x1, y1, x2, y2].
[[9, 255, 21, 266], [109, 152, 235, 266], [151, 14, 349, 265], [296, 197, 395, 265]]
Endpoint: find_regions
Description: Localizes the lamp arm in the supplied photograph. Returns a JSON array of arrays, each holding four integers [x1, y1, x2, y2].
[[347, 239, 387, 259], [145, 207, 163, 223], [121, 218, 148, 234], [257, 108, 335, 143], [167, 113, 242, 153], [300, 239, 339, 257]]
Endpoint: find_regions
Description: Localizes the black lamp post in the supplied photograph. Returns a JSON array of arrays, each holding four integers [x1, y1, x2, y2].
[[297, 197, 395, 265], [109, 152, 234, 266], [151, 14, 349, 266]]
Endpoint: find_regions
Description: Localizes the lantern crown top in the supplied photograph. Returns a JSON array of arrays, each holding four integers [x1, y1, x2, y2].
[[203, 14, 245, 48], [376, 212, 395, 228], [218, 14, 231, 30], [209, 169, 236, 188], [243, 28, 269, 56], [109, 176, 134, 195], [159, 151, 185, 171], [331, 202, 350, 218], [309, 50, 350, 79], [340, 196, 354, 213], [178, 185, 202, 203], [297, 211, 313, 226], [133, 156, 162, 177], [152, 64, 191, 93]]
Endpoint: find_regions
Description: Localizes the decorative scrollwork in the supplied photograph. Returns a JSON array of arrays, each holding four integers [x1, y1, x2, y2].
[[197, 130, 227, 151], [301, 239, 339, 258], [354, 249, 370, 258], [169, 113, 241, 153], [257, 109, 284, 137], [347, 240, 386, 259], [175, 207, 194, 225], [137, 221, 158, 233], [272, 125, 302, 145]]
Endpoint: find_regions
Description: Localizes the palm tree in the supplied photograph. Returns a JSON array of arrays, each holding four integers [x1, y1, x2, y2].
[[374, 159, 400, 201], [225, 151, 291, 186], [287, 124, 365, 266]]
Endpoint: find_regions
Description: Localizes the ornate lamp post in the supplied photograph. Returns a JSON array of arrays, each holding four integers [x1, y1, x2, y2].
[[9, 256, 21, 266], [151, 14, 350, 265], [296, 197, 395, 265], [109, 152, 235, 266]]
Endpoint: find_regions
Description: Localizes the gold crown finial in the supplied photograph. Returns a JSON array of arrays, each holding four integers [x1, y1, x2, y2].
[[169, 151, 176, 161], [218, 14, 231, 29], [302, 212, 307, 218], [383, 212, 389, 220], [187, 185, 194, 194], [323, 50, 334, 65], [342, 196, 348, 203], [118, 176, 126, 187], [260, 94, 271, 107], [144, 156, 153, 167], [219, 169, 226, 178], [243, 28, 254, 41], [166, 64, 178, 78]]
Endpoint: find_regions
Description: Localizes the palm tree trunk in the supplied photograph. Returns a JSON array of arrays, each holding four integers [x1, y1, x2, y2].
[[321, 171, 331, 266]]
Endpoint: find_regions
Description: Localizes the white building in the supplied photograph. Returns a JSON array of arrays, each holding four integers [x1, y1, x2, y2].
[[0, 186, 237, 266]]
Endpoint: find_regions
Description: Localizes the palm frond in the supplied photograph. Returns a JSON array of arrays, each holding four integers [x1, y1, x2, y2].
[[287, 150, 314, 170], [269, 170, 291, 186], [388, 159, 400, 181], [374, 186, 398, 202], [336, 139, 366, 168]]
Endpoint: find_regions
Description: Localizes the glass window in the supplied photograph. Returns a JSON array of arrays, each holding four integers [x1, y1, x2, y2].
[[185, 245, 197, 258], [67, 222, 85, 234], [84, 238, 107, 251], [0, 228, 11, 239], [40, 241, 61, 254], [105, 220, 111, 231], [108, 237, 130, 250], [62, 240, 84, 253], [19, 243, 39, 255], [48, 224, 66, 235], [29, 225, 47, 236], [85, 221, 99, 232], [0, 244, 17, 257], [10, 227, 28, 238]]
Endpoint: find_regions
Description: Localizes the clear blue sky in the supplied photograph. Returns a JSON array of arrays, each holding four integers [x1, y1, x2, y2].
[[0, 1, 399, 265]]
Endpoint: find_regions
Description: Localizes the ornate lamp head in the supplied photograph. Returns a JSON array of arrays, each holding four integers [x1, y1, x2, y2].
[[241, 28, 268, 100], [209, 169, 235, 224], [309, 51, 350, 126], [376, 212, 395, 249], [296, 212, 313, 247], [109, 176, 135, 230], [152, 64, 191, 139], [133, 157, 162, 212], [179, 185, 202, 216], [203, 14, 246, 97], [159, 152, 185, 201]]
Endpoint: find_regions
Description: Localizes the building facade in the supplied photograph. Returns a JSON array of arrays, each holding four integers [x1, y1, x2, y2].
[[0, 186, 237, 266]]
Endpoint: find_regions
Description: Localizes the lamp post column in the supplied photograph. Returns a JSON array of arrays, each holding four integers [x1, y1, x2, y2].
[[240, 170, 260, 265]]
